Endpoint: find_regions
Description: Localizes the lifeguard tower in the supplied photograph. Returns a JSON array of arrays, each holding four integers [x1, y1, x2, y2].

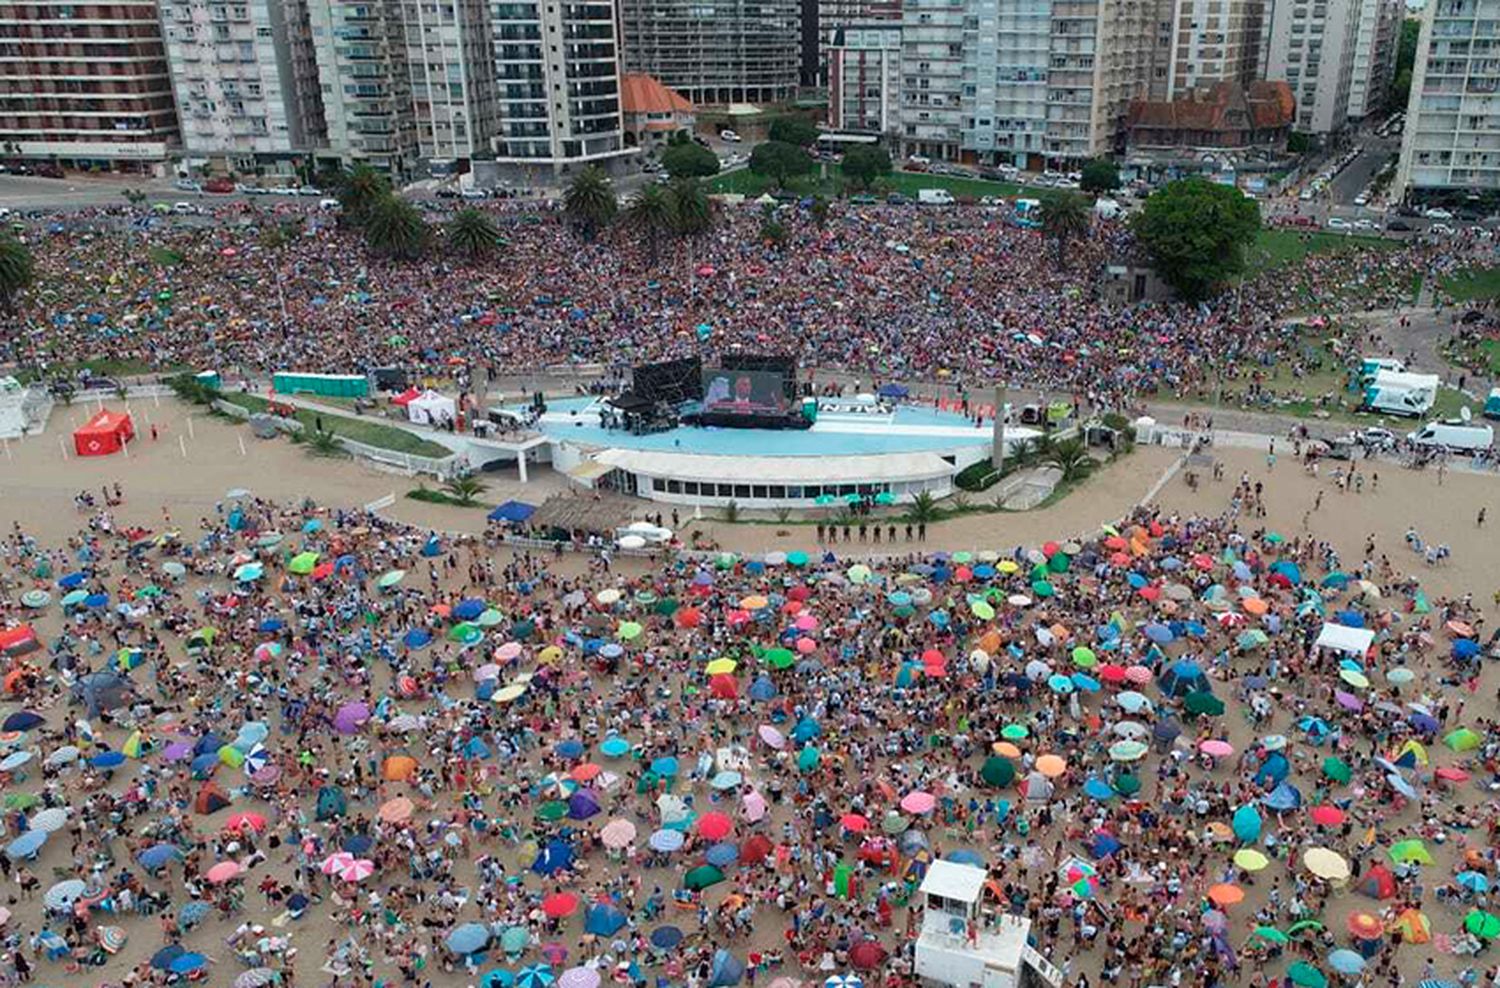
[[914, 860, 1061, 988]]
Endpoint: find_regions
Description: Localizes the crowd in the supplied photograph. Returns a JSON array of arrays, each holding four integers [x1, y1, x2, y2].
[[0, 480, 1499, 988], [5, 200, 1488, 409]]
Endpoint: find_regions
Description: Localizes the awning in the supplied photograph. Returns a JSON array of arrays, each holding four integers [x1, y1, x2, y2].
[[1314, 623, 1375, 655], [566, 460, 618, 486]]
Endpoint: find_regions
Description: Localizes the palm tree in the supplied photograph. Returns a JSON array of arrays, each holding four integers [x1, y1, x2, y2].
[[666, 178, 711, 237], [1047, 438, 1094, 482], [0, 236, 34, 313], [907, 491, 939, 525], [1009, 436, 1037, 467], [305, 428, 344, 457], [563, 166, 617, 241], [443, 474, 487, 506], [337, 164, 392, 227], [624, 185, 673, 265], [808, 195, 830, 229], [1039, 191, 1091, 271], [363, 194, 429, 260], [759, 206, 787, 246], [446, 208, 499, 260]]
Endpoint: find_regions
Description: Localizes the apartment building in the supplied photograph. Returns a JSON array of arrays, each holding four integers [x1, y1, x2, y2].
[[401, 0, 496, 170], [1262, 0, 1361, 134], [899, 0, 964, 159], [618, 0, 801, 105], [1346, 0, 1399, 119], [964, 0, 1050, 167], [1394, 0, 1500, 201], [0, 0, 179, 170], [827, 22, 902, 132], [1161, 0, 1268, 98], [814, 0, 899, 87], [306, 0, 421, 175], [1044, 0, 1158, 160], [160, 0, 325, 172], [487, 0, 630, 173]]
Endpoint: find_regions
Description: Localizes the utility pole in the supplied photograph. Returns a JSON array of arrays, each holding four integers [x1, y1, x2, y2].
[[991, 384, 1007, 472]]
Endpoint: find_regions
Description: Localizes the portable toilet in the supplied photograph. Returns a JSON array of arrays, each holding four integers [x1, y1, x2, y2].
[[1484, 388, 1500, 420]]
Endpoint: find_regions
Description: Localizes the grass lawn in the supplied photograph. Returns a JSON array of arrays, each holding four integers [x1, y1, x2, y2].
[[220, 393, 453, 459], [1478, 340, 1500, 375], [1245, 229, 1394, 277], [707, 167, 1021, 200], [1439, 267, 1500, 302]]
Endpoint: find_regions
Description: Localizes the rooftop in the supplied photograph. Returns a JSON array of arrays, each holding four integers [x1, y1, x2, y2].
[[621, 73, 694, 116]]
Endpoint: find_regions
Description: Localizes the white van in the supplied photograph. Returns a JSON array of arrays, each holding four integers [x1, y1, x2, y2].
[[1408, 418, 1494, 452], [1094, 197, 1122, 219], [1363, 369, 1439, 417], [319, 198, 341, 212], [917, 188, 956, 205]]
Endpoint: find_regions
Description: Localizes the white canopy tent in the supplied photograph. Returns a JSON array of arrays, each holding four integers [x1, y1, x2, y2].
[[1314, 623, 1375, 656], [407, 390, 457, 427]]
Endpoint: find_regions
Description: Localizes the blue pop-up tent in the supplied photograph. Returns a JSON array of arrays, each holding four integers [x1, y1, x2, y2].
[[488, 501, 537, 524]]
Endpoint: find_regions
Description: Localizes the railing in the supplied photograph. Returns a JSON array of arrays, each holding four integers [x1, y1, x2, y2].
[[336, 436, 458, 479]]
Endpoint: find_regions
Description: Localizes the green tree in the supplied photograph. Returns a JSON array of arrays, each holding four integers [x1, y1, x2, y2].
[[840, 144, 892, 190], [625, 184, 674, 264], [1287, 131, 1317, 154], [363, 194, 429, 260], [749, 141, 814, 189], [768, 117, 819, 146], [808, 195, 830, 228], [336, 164, 392, 228], [1039, 191, 1091, 271], [443, 474, 487, 506], [305, 428, 344, 457], [759, 205, 787, 245], [0, 236, 34, 313], [1132, 178, 1261, 302], [166, 372, 218, 405], [1389, 68, 1413, 113], [121, 188, 148, 207], [1080, 158, 1121, 196], [660, 141, 721, 179], [563, 166, 617, 241], [446, 208, 499, 260], [666, 178, 712, 237], [1046, 438, 1094, 483]]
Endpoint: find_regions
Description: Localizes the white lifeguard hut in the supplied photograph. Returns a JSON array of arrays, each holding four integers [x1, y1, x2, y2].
[[914, 860, 1062, 988]]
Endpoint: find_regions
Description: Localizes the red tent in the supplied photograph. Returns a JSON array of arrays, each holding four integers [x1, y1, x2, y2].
[[73, 410, 135, 457], [0, 624, 39, 658], [1357, 863, 1397, 899], [390, 387, 421, 407]]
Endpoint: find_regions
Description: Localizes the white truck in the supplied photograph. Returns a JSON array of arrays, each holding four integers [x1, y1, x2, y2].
[[1362, 369, 1440, 417], [918, 188, 956, 206], [1408, 417, 1494, 453]]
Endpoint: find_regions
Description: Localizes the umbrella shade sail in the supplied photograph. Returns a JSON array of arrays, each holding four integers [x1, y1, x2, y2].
[[684, 865, 725, 890]]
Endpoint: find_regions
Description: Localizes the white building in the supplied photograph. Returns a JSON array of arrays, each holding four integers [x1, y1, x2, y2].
[[899, 0, 966, 160], [401, 0, 496, 171], [964, 0, 1050, 168], [1263, 0, 1362, 134], [827, 22, 903, 134], [1161, 0, 1269, 99], [486, 0, 632, 177], [1393, 0, 1500, 201], [307, 0, 422, 177], [160, 0, 326, 172], [914, 860, 1062, 988]]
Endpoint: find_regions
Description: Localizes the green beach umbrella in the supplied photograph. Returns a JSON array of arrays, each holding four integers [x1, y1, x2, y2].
[[971, 599, 995, 620], [981, 756, 1015, 787], [798, 746, 821, 771], [378, 569, 405, 588], [1466, 910, 1500, 938], [1184, 692, 1225, 716], [684, 865, 725, 890], [448, 622, 482, 644], [536, 800, 567, 821], [617, 621, 643, 641], [1322, 756, 1352, 784], [1001, 724, 1029, 740], [288, 551, 319, 575], [765, 647, 796, 669], [1287, 962, 1326, 988], [786, 551, 810, 567], [1253, 927, 1289, 944], [1113, 774, 1141, 795]]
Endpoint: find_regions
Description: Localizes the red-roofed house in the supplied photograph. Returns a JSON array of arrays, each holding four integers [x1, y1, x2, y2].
[[1127, 82, 1295, 152], [621, 74, 696, 151]]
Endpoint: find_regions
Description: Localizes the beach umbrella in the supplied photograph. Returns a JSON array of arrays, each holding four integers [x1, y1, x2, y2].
[[169, 953, 209, 975], [600, 818, 636, 848], [1207, 884, 1244, 906], [900, 791, 936, 813], [981, 756, 1015, 787], [138, 843, 183, 869], [599, 737, 630, 758], [649, 829, 684, 852], [1108, 740, 1147, 762], [287, 552, 319, 574], [235, 970, 281, 988], [1253, 927, 1289, 944], [29, 807, 68, 833], [205, 861, 242, 883], [1234, 849, 1269, 872], [1327, 950, 1365, 976], [447, 922, 491, 955], [1322, 756, 1352, 784], [1309, 806, 1345, 827], [1347, 913, 1384, 940], [0, 750, 34, 772], [849, 942, 887, 971], [1287, 963, 1327, 988], [1389, 839, 1433, 865], [1035, 754, 1067, 777], [651, 926, 683, 949], [684, 864, 725, 890], [826, 977, 863, 988], [543, 891, 580, 919], [5, 830, 47, 860], [1465, 910, 1500, 939], [2, 711, 42, 732], [1457, 871, 1491, 893], [559, 969, 600, 988], [1303, 848, 1349, 881]]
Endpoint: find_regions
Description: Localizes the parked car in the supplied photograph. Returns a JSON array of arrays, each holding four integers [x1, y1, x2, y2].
[[174, 178, 201, 193], [1387, 220, 1412, 231], [1430, 223, 1457, 235], [203, 178, 235, 194], [1423, 207, 1454, 220], [1327, 217, 1353, 230], [296, 185, 323, 196], [886, 193, 911, 205], [459, 187, 488, 200], [1356, 427, 1397, 450], [171, 202, 197, 215], [719, 129, 741, 143], [849, 194, 879, 204], [1352, 218, 1377, 231]]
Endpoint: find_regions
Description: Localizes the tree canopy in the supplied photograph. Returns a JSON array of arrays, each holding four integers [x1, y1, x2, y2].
[[768, 118, 819, 146], [446, 208, 500, 260], [1080, 158, 1121, 195], [660, 141, 720, 179], [337, 164, 392, 227], [1039, 192, 1092, 270], [666, 178, 712, 236], [840, 145, 892, 190], [625, 184, 674, 264], [563, 166, 617, 240], [0, 235, 34, 312], [363, 194, 429, 260], [1132, 179, 1262, 302], [749, 141, 814, 188]]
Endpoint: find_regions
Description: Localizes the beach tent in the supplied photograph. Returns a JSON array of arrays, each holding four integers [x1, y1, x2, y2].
[[1357, 864, 1397, 899], [194, 782, 230, 814], [1160, 660, 1209, 698], [0, 624, 40, 658], [1314, 623, 1376, 656], [316, 785, 347, 820], [407, 390, 457, 427], [72, 410, 134, 456], [488, 501, 537, 524], [390, 387, 421, 407]]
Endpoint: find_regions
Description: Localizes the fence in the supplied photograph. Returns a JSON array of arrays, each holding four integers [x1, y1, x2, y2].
[[211, 398, 458, 479]]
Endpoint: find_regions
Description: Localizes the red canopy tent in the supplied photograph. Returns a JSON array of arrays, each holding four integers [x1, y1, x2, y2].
[[73, 410, 135, 457], [390, 387, 421, 407]]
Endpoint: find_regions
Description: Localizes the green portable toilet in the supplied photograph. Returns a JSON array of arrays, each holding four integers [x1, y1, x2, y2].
[[1485, 388, 1500, 420]]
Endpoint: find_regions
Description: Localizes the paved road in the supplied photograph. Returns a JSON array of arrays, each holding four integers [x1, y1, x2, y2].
[[1329, 138, 1397, 205]]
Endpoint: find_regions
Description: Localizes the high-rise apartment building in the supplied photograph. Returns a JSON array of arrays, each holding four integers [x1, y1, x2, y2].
[[1043, 0, 1158, 160], [827, 22, 901, 132], [1161, 0, 1267, 98], [1346, 0, 1399, 119], [618, 0, 801, 105], [160, 0, 326, 171], [964, 0, 1050, 166], [487, 0, 628, 172], [898, 0, 964, 159], [401, 0, 495, 169], [306, 0, 421, 176], [1394, 0, 1500, 201], [1262, 0, 1361, 134], [0, 0, 179, 170], [814, 0, 898, 86]]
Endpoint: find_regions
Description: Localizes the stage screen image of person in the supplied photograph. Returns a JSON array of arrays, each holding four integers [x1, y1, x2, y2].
[[700, 369, 789, 416]]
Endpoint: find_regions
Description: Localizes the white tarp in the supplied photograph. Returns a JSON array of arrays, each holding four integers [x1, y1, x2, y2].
[[1314, 623, 1375, 655], [407, 390, 456, 427]]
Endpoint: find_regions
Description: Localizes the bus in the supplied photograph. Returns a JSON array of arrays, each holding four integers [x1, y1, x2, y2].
[[1014, 198, 1042, 229]]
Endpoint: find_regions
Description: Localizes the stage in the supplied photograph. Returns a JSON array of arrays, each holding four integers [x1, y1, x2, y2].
[[520, 396, 1043, 509]]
